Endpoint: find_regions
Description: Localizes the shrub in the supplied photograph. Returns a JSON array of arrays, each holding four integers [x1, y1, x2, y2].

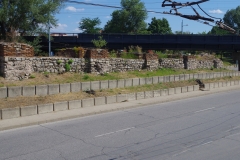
[[57, 60, 62, 65], [83, 75, 89, 80], [65, 63, 71, 72], [68, 59, 73, 64], [92, 36, 107, 48], [29, 75, 35, 79]]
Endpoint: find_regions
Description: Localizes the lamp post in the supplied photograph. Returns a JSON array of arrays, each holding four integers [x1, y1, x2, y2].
[[181, 20, 188, 34]]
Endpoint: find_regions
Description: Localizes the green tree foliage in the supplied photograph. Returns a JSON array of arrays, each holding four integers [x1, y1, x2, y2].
[[208, 26, 230, 35], [92, 36, 107, 48], [147, 17, 172, 34], [223, 6, 240, 30], [79, 17, 101, 34], [104, 0, 148, 33], [0, 0, 64, 41]]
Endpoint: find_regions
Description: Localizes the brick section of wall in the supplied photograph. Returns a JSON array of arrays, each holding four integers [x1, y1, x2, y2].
[[0, 42, 34, 57]]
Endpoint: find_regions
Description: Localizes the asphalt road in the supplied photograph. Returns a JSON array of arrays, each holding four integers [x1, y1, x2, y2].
[[1, 90, 240, 160]]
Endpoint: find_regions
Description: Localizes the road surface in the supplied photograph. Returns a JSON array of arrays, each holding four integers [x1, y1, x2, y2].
[[1, 89, 240, 160]]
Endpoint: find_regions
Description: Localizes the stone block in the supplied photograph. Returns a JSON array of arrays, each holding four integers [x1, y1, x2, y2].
[[193, 73, 199, 79], [38, 103, 53, 114], [139, 78, 146, 85], [204, 83, 210, 90], [2, 107, 20, 119], [71, 82, 81, 92], [21, 105, 37, 117], [187, 86, 194, 92], [117, 94, 127, 102], [168, 88, 175, 95], [209, 73, 214, 79], [117, 79, 125, 88], [184, 74, 190, 80], [202, 73, 207, 79], [109, 80, 117, 89], [82, 98, 94, 107], [60, 83, 71, 93], [198, 73, 203, 79], [175, 87, 182, 94], [226, 81, 231, 86], [153, 90, 161, 97], [194, 85, 199, 91], [152, 76, 159, 84], [205, 73, 210, 79], [100, 80, 109, 89], [127, 93, 136, 101], [125, 78, 133, 87], [132, 78, 140, 86], [94, 97, 106, 106], [218, 82, 223, 87], [146, 77, 153, 84], [81, 82, 91, 91], [90, 81, 100, 90], [8, 86, 22, 98], [22, 86, 35, 97], [234, 81, 239, 85], [69, 100, 82, 110], [230, 81, 235, 86], [158, 76, 164, 83], [160, 89, 168, 96], [54, 101, 68, 111], [0, 87, 7, 98], [189, 74, 194, 80], [106, 96, 117, 104], [169, 75, 175, 82], [36, 85, 48, 96], [174, 75, 180, 81], [214, 82, 219, 88], [164, 76, 170, 82], [179, 74, 184, 81], [0, 110, 1, 119], [137, 92, 145, 99], [182, 86, 188, 93], [209, 83, 214, 89], [222, 81, 227, 87], [48, 84, 59, 95], [145, 91, 153, 98]]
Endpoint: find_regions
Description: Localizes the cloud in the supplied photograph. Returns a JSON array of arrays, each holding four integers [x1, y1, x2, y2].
[[65, 6, 85, 12], [52, 23, 68, 32], [209, 9, 224, 14], [105, 16, 111, 19]]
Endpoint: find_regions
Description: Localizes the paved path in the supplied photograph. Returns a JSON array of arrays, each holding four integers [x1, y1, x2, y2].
[[1, 86, 240, 159]]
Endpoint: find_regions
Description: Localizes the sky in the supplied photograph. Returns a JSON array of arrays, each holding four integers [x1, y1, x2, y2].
[[52, 0, 238, 34]]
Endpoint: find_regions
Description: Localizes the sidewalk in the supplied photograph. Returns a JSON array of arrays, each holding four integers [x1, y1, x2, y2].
[[1, 84, 240, 131]]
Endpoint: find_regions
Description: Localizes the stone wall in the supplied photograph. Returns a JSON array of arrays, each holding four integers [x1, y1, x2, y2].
[[159, 58, 184, 69], [0, 42, 34, 57]]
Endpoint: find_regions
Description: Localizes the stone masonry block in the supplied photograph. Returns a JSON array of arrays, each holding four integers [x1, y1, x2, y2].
[[146, 77, 153, 84], [94, 97, 106, 106], [145, 91, 153, 98], [137, 92, 145, 99], [54, 101, 68, 111], [21, 105, 37, 117], [38, 103, 53, 114], [218, 82, 223, 87], [174, 75, 180, 81], [2, 107, 20, 119], [132, 78, 140, 86], [235, 81, 239, 85], [187, 86, 194, 92], [36, 85, 48, 96], [168, 88, 175, 95], [231, 81, 235, 86], [106, 96, 117, 104], [91, 81, 100, 90], [164, 76, 170, 82], [159, 76, 164, 83], [0, 87, 7, 98], [22, 86, 35, 97], [117, 79, 125, 88], [194, 85, 199, 91], [181, 86, 188, 93], [214, 82, 219, 88], [127, 93, 136, 101], [48, 84, 59, 95], [8, 86, 22, 98], [81, 82, 91, 91], [152, 76, 159, 84], [109, 80, 117, 89], [60, 83, 71, 93], [193, 73, 199, 79], [69, 100, 82, 110], [100, 80, 109, 89], [153, 90, 161, 97], [175, 87, 182, 94], [82, 98, 94, 107], [198, 73, 203, 79], [125, 78, 133, 87], [179, 74, 184, 81], [189, 74, 194, 80], [184, 74, 190, 80], [71, 82, 81, 92], [160, 89, 168, 96], [202, 73, 206, 79], [117, 94, 127, 102], [169, 75, 174, 82], [139, 78, 146, 85]]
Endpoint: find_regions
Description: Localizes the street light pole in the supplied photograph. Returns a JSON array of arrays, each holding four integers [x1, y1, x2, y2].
[[48, 19, 51, 57], [181, 20, 188, 34]]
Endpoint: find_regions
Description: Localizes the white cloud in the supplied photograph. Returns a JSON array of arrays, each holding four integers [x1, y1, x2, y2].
[[209, 9, 224, 14], [65, 6, 85, 12], [105, 16, 111, 19], [52, 23, 68, 32]]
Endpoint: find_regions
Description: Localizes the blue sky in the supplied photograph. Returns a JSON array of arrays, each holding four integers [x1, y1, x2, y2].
[[52, 0, 238, 34]]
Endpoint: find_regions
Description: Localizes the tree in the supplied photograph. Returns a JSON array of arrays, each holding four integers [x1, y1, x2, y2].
[[223, 6, 240, 30], [208, 26, 230, 35], [79, 17, 101, 34], [147, 17, 172, 34], [0, 0, 64, 41], [104, 0, 148, 33]]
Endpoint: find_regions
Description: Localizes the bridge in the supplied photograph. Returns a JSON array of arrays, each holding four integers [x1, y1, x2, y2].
[[26, 33, 240, 51]]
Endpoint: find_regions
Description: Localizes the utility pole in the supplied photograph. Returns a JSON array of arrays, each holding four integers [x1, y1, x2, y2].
[[181, 20, 188, 34], [48, 19, 51, 57]]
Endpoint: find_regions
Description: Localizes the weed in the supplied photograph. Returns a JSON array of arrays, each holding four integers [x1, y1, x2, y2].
[[29, 75, 35, 79], [65, 63, 71, 72], [68, 59, 73, 64], [57, 60, 62, 65], [83, 75, 89, 80]]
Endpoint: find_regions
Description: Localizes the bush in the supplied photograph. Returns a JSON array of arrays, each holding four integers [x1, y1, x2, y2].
[[65, 63, 71, 72], [68, 59, 73, 64], [57, 60, 62, 65], [92, 36, 107, 48]]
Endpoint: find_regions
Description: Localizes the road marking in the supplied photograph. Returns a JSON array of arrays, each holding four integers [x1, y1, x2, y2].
[[95, 127, 135, 138], [195, 107, 215, 113], [199, 141, 213, 146]]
